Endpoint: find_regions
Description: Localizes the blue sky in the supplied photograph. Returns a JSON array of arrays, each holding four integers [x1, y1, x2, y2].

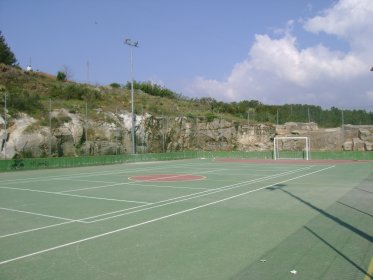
[[1, 0, 373, 110]]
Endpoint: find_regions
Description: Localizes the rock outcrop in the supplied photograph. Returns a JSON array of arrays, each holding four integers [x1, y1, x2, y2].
[[0, 112, 372, 159]]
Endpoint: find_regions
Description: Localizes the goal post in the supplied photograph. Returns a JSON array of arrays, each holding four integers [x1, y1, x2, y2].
[[273, 136, 310, 160]]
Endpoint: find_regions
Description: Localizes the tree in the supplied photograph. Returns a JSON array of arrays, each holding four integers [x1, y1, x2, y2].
[[56, 71, 66, 82], [0, 31, 17, 65]]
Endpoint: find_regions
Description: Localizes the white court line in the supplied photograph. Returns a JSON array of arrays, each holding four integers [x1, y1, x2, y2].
[[0, 166, 315, 238], [0, 221, 75, 238], [81, 166, 315, 223], [0, 208, 79, 222], [0, 202, 155, 239], [54, 178, 119, 184], [129, 183, 208, 190], [0, 161, 216, 184], [0, 186, 151, 204], [61, 168, 226, 193], [0, 165, 335, 266]]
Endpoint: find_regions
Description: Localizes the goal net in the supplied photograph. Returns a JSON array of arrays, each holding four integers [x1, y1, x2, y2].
[[273, 137, 310, 160]]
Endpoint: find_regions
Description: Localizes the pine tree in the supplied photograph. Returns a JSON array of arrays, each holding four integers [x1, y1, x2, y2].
[[0, 31, 17, 65]]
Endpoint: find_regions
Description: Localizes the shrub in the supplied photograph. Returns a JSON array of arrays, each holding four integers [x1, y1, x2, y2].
[[6, 90, 42, 114], [110, 83, 121, 88], [51, 113, 72, 129], [206, 113, 217, 122], [56, 71, 66, 82], [49, 84, 101, 101]]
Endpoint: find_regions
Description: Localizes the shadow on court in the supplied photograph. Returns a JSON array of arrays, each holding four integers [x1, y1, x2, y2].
[[231, 182, 373, 279], [266, 183, 372, 279], [267, 184, 372, 243]]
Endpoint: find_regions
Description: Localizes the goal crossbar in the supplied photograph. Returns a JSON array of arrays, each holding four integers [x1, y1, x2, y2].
[[273, 136, 310, 160]]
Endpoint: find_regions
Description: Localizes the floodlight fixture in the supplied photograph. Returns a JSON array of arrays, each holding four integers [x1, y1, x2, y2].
[[125, 38, 139, 48]]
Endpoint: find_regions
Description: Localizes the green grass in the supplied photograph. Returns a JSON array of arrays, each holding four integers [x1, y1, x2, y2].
[[0, 159, 372, 279]]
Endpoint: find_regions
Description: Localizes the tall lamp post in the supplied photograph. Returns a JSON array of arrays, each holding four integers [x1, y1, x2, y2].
[[124, 38, 139, 154], [370, 67, 373, 107], [3, 93, 7, 159]]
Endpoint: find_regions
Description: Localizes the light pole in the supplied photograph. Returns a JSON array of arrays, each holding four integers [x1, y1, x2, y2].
[[124, 38, 139, 154], [3, 93, 7, 159]]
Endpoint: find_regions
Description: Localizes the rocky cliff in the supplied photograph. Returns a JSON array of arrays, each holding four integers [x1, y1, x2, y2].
[[0, 111, 372, 159]]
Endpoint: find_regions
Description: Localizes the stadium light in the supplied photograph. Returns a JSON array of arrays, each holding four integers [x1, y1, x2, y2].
[[3, 92, 7, 159], [124, 38, 139, 154], [370, 66, 373, 71]]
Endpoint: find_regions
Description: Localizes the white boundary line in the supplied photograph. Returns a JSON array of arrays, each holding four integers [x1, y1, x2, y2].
[[0, 186, 152, 204], [0, 165, 335, 266], [60, 168, 225, 193], [54, 178, 121, 184], [82, 166, 316, 223], [0, 221, 75, 238], [0, 161, 218, 184], [0, 166, 316, 238], [119, 183, 209, 190], [1, 165, 315, 234], [0, 208, 80, 222], [0, 202, 154, 239]]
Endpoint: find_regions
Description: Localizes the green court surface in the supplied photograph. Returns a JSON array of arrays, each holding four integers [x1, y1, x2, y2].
[[0, 158, 372, 280]]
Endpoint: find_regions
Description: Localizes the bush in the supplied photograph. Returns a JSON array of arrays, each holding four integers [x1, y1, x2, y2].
[[5, 90, 42, 114], [51, 112, 72, 129], [110, 83, 121, 88], [49, 84, 101, 101], [206, 113, 217, 122], [56, 71, 66, 82], [126, 81, 177, 98]]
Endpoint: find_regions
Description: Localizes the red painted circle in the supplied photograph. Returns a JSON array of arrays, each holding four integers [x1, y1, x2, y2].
[[129, 174, 205, 182]]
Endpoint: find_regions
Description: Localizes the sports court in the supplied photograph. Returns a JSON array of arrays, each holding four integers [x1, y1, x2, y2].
[[0, 158, 372, 279]]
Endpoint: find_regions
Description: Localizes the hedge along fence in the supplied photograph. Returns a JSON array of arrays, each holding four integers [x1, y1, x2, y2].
[[0, 151, 372, 172]]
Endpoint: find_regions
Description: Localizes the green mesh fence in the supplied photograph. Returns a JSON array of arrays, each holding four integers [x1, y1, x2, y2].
[[0, 150, 371, 172], [310, 151, 373, 160], [0, 152, 201, 172]]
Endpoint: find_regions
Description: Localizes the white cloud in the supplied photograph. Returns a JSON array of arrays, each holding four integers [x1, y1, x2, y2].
[[367, 91, 373, 101], [185, 0, 373, 110], [304, 0, 373, 36], [304, 0, 373, 52]]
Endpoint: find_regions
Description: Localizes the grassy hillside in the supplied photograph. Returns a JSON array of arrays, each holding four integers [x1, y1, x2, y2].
[[0, 64, 372, 127], [0, 64, 239, 125]]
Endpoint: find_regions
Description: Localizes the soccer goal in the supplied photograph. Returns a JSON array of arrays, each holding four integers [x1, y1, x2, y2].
[[273, 136, 310, 160]]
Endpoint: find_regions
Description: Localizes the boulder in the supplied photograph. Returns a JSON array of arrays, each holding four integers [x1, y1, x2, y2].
[[352, 137, 365, 151], [365, 142, 372, 151], [342, 141, 353, 151], [359, 128, 373, 141]]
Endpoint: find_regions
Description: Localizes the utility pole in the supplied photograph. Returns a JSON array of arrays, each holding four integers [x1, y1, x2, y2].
[[124, 38, 139, 154]]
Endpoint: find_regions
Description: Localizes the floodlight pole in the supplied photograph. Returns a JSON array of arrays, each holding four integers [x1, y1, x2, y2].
[[49, 99, 52, 156], [125, 38, 139, 154], [4, 93, 7, 159]]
